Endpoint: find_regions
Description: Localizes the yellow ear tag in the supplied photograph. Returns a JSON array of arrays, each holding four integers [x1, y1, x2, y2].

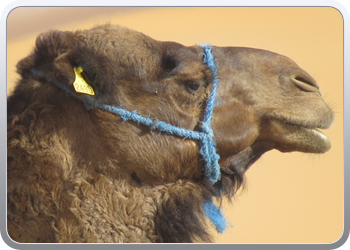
[[73, 66, 95, 96]]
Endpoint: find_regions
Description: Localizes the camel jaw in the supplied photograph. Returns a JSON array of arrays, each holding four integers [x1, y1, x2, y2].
[[217, 122, 332, 198]]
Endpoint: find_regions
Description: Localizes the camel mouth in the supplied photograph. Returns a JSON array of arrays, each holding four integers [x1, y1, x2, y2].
[[256, 107, 334, 154]]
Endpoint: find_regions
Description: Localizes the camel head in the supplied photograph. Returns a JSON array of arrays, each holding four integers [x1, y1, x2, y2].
[[14, 24, 334, 190], [9, 24, 334, 242]]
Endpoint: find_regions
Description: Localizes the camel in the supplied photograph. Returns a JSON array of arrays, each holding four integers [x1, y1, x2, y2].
[[7, 24, 334, 243]]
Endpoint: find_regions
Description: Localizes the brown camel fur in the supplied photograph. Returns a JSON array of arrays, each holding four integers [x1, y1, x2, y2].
[[7, 24, 334, 243]]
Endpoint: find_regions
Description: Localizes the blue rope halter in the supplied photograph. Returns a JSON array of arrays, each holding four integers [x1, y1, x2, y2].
[[100, 45, 221, 185], [32, 44, 226, 233]]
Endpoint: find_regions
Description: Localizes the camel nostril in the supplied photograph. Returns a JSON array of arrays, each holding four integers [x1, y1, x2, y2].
[[292, 75, 319, 92]]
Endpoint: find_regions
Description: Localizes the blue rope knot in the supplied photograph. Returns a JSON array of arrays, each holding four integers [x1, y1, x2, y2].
[[198, 121, 211, 134], [199, 133, 221, 185]]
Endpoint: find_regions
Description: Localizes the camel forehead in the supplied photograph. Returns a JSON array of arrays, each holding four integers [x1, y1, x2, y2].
[[78, 25, 141, 40], [76, 25, 157, 51]]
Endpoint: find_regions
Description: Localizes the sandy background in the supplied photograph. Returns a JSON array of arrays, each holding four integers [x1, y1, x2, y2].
[[6, 7, 343, 243]]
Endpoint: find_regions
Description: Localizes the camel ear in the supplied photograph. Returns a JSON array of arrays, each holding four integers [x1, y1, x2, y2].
[[53, 52, 95, 96], [20, 31, 103, 103], [17, 30, 77, 91], [52, 51, 77, 90]]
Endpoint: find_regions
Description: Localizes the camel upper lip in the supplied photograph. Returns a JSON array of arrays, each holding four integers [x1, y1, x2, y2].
[[284, 120, 333, 130], [265, 111, 334, 130]]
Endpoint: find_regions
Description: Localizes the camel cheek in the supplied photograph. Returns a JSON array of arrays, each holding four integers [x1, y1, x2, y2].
[[212, 103, 259, 160]]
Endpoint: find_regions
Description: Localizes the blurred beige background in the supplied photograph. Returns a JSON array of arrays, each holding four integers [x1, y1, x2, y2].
[[7, 7, 343, 243]]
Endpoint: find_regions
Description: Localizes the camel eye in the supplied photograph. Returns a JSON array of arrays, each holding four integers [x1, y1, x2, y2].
[[186, 80, 202, 94]]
